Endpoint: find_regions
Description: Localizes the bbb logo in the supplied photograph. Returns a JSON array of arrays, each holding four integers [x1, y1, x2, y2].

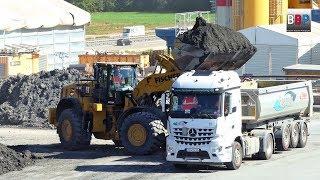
[[287, 14, 310, 26], [287, 10, 311, 32]]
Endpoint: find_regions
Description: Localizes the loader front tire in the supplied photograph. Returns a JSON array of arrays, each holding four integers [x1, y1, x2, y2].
[[57, 109, 91, 150], [120, 112, 166, 155]]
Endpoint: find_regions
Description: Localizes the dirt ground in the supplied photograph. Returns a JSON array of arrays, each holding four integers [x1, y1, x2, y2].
[[0, 113, 319, 180]]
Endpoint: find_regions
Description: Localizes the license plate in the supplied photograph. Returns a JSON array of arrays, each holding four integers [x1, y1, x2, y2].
[[186, 148, 200, 152]]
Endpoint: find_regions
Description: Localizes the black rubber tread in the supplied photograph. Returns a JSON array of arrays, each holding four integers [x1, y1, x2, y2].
[[225, 141, 242, 170], [275, 125, 290, 151], [119, 111, 167, 155], [57, 108, 92, 150], [289, 122, 300, 148], [297, 123, 308, 148], [257, 133, 273, 160], [112, 140, 123, 147], [173, 164, 188, 170]]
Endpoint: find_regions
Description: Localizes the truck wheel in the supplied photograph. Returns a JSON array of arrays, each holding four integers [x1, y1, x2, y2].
[[225, 141, 242, 170], [173, 164, 188, 170], [57, 109, 92, 150], [120, 112, 167, 155], [289, 122, 299, 148], [275, 125, 290, 151], [112, 140, 122, 147], [257, 133, 273, 160], [297, 123, 308, 148]]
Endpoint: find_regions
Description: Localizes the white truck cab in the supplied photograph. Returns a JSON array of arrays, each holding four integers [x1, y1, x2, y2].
[[167, 70, 244, 169], [166, 70, 313, 170]]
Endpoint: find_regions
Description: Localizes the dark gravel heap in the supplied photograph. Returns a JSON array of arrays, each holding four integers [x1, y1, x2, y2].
[[0, 69, 82, 128], [0, 144, 34, 175], [174, 17, 256, 71]]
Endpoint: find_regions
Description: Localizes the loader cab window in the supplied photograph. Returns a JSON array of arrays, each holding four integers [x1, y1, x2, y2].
[[110, 65, 136, 91]]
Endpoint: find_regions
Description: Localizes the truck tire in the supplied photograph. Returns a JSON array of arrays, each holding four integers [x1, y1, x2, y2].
[[119, 112, 167, 155], [257, 133, 273, 160], [289, 122, 299, 148], [297, 123, 308, 148], [275, 125, 290, 151], [173, 164, 188, 170], [225, 141, 242, 170], [112, 140, 122, 147], [57, 109, 92, 150]]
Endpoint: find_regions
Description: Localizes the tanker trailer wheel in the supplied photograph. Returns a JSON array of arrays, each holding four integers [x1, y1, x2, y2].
[[289, 122, 300, 148], [275, 125, 290, 151], [120, 112, 167, 155], [297, 123, 308, 148], [57, 109, 92, 150], [225, 141, 242, 170]]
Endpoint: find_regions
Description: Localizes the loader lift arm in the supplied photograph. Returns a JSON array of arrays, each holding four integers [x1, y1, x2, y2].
[[132, 54, 182, 105]]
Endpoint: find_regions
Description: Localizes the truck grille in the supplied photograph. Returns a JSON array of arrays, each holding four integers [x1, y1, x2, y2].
[[173, 128, 215, 145]]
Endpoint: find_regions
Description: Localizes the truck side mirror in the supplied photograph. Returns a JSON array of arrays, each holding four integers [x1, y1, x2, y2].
[[232, 107, 237, 113], [224, 93, 231, 116]]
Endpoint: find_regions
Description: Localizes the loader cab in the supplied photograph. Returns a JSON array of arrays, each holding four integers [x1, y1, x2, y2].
[[93, 62, 138, 105]]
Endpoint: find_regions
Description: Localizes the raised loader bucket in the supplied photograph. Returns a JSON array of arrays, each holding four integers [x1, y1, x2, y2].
[[172, 17, 257, 72], [196, 46, 257, 71]]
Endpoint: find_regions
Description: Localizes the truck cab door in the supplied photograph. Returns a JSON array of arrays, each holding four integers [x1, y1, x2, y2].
[[223, 92, 240, 144]]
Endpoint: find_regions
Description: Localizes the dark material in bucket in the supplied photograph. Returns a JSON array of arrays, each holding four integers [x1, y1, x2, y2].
[[174, 17, 256, 71]]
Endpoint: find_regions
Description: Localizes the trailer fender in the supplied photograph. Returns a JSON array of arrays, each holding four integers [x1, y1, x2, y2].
[[251, 129, 275, 153]]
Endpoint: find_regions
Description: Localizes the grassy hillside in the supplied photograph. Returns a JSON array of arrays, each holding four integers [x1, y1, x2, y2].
[[87, 12, 176, 35]]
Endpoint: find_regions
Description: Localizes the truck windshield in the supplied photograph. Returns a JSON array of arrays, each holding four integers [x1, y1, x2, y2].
[[170, 92, 222, 119]]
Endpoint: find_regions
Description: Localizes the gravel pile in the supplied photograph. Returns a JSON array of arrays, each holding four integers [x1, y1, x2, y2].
[[173, 17, 257, 71], [0, 69, 82, 128], [0, 144, 35, 175]]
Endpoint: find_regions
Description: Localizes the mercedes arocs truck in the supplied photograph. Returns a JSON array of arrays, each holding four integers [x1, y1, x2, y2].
[[166, 70, 313, 170]]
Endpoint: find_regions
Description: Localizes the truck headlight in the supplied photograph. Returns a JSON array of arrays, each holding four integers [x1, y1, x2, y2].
[[211, 146, 223, 153], [167, 146, 174, 152]]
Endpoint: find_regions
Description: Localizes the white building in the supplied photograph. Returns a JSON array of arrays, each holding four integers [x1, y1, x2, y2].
[[0, 0, 90, 71], [238, 22, 320, 75]]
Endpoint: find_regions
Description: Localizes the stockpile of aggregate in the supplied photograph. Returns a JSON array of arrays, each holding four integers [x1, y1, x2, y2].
[[173, 17, 257, 71], [0, 143, 36, 175], [0, 69, 82, 128]]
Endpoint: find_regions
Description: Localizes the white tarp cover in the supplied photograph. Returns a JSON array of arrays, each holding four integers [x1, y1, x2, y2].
[[0, 0, 91, 31]]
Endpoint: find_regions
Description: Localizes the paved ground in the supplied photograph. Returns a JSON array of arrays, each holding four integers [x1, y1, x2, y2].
[[0, 117, 320, 180]]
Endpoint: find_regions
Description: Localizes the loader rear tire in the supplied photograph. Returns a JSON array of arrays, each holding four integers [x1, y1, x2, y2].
[[57, 109, 91, 150], [120, 112, 167, 155]]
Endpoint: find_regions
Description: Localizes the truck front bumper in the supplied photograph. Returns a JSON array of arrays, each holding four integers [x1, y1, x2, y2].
[[166, 136, 232, 165]]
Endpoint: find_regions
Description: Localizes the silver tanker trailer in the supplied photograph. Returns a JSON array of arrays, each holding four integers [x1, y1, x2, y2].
[[166, 70, 313, 170]]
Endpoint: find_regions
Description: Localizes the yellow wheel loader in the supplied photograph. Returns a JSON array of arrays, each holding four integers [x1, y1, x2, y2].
[[49, 54, 181, 155]]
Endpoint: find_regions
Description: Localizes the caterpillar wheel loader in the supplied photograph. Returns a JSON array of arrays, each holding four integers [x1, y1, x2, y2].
[[49, 54, 182, 155]]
